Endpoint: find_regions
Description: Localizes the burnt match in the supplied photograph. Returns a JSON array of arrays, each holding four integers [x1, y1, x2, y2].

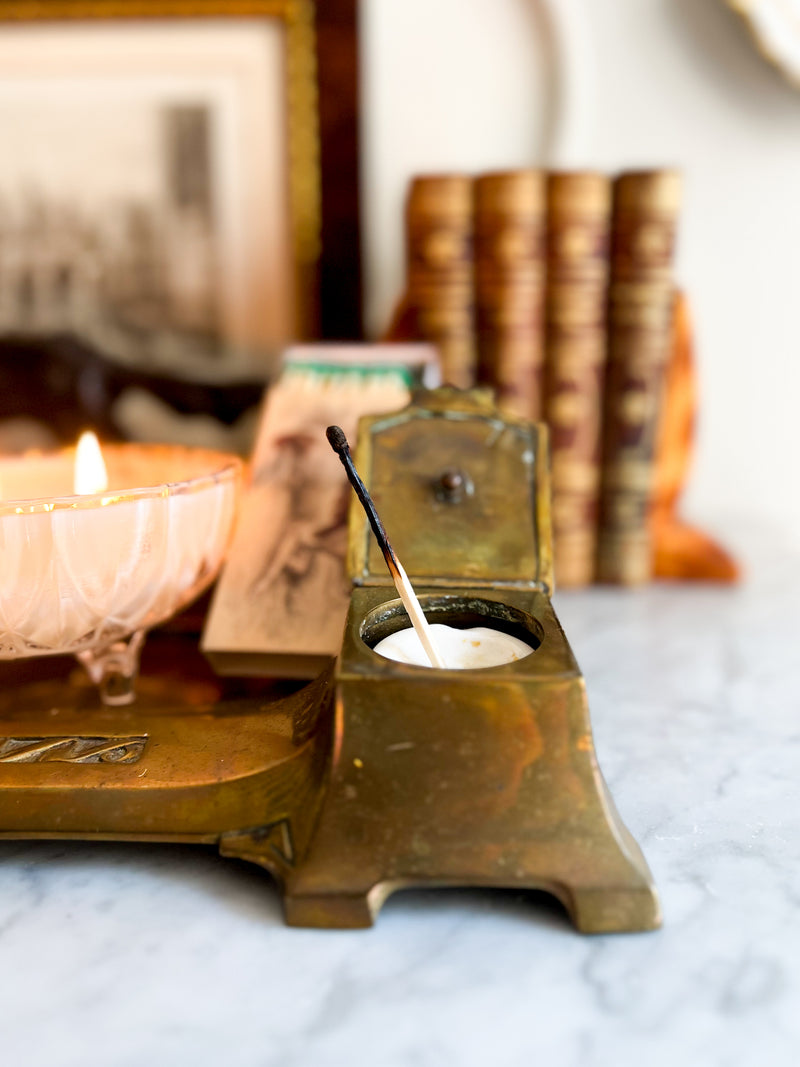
[[326, 425, 446, 668]]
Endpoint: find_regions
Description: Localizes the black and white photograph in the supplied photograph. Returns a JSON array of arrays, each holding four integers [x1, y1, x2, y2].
[[0, 19, 297, 374]]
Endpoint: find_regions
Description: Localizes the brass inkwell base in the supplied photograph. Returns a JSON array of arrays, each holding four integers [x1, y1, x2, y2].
[[0, 390, 660, 934]]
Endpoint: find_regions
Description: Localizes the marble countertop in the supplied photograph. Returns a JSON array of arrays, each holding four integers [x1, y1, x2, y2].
[[1, 521, 797, 1067]]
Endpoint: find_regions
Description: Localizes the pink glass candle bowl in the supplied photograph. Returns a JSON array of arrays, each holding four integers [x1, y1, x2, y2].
[[0, 441, 241, 705]]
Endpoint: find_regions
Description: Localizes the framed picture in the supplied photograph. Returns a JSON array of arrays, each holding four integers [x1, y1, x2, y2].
[[0, 1, 323, 376]]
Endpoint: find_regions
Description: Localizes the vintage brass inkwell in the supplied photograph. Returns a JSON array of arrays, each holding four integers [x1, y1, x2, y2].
[[0, 388, 659, 934]]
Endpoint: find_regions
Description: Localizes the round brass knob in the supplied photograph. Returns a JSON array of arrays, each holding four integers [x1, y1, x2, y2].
[[436, 468, 472, 503]]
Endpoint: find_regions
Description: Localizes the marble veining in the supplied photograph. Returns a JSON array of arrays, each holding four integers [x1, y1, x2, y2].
[[0, 519, 798, 1066]]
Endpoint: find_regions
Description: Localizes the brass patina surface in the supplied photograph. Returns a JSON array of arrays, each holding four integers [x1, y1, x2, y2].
[[349, 388, 552, 590], [0, 388, 659, 933]]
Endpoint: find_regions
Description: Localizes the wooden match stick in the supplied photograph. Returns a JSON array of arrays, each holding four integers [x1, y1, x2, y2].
[[326, 425, 447, 668]]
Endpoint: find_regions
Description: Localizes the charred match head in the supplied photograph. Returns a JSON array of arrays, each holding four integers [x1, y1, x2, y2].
[[325, 425, 349, 456]]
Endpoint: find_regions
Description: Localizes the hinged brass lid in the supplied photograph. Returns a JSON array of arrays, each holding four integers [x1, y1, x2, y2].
[[347, 388, 553, 592]]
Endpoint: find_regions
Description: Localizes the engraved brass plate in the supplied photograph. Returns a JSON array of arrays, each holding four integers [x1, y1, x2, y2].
[[0, 736, 147, 764]]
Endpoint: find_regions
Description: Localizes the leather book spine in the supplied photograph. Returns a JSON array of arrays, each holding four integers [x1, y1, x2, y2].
[[405, 175, 476, 388], [596, 169, 682, 585], [474, 170, 547, 418], [543, 171, 612, 588]]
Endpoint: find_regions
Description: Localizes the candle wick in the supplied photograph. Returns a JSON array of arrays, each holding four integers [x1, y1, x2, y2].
[[326, 425, 447, 668]]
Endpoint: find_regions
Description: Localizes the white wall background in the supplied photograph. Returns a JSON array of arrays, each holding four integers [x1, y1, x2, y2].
[[360, 0, 800, 539]]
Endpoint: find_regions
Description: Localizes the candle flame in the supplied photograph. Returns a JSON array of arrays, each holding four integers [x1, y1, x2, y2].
[[74, 431, 108, 495]]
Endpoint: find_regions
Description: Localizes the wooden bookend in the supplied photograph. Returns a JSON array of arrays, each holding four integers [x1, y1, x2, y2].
[[651, 291, 739, 583]]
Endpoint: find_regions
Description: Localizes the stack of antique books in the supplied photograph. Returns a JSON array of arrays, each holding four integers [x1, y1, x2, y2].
[[389, 168, 693, 588]]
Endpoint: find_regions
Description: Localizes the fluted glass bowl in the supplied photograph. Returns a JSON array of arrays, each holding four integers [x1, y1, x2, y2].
[[0, 444, 242, 704]]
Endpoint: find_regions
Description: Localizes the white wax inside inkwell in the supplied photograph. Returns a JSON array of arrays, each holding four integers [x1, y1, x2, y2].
[[372, 624, 534, 669]]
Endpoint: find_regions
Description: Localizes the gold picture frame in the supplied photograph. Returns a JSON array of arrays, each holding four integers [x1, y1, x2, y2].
[[0, 0, 321, 371]]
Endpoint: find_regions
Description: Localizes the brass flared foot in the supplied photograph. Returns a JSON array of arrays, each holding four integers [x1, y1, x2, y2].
[[284, 890, 378, 929], [562, 884, 662, 934]]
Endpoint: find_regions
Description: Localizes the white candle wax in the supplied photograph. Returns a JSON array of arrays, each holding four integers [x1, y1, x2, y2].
[[372, 623, 534, 669]]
